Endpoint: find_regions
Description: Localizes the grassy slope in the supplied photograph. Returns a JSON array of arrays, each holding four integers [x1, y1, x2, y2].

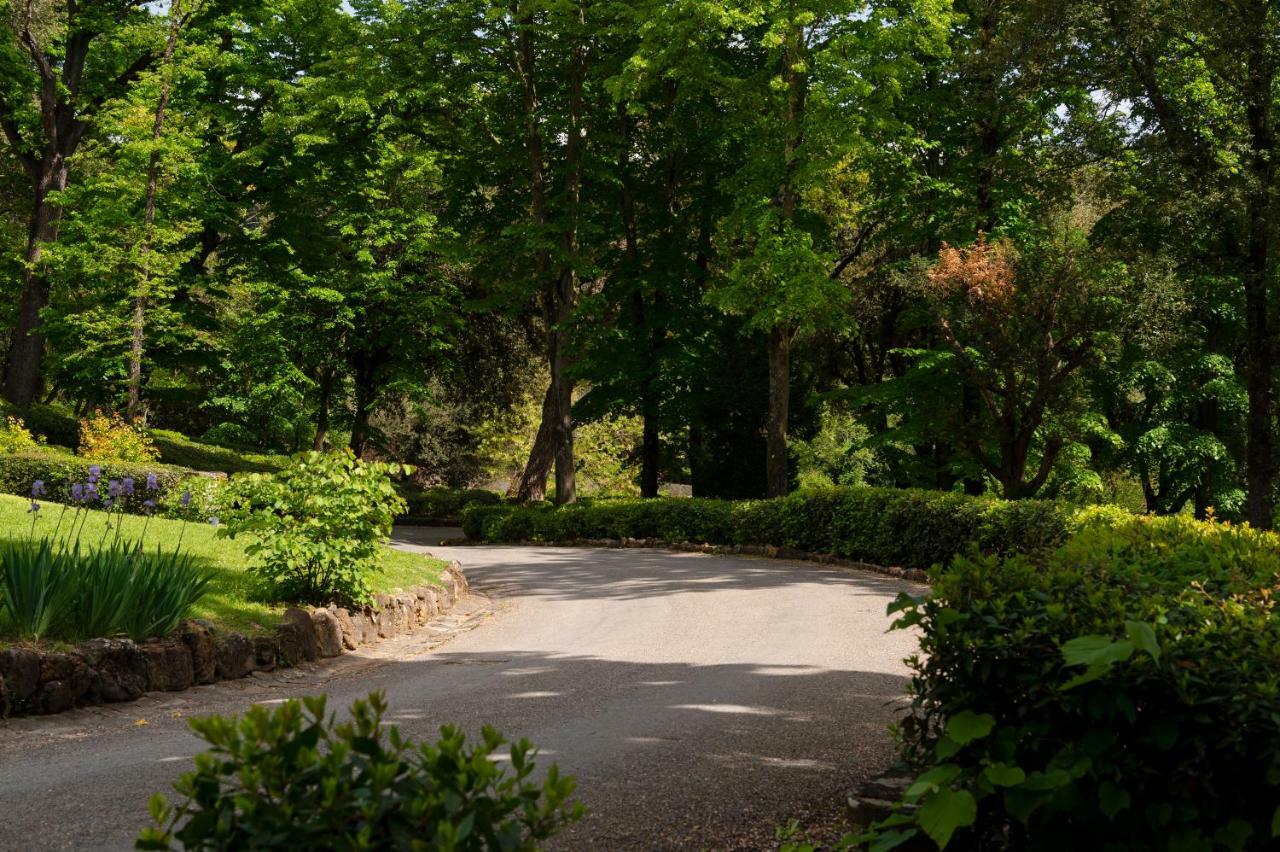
[[0, 494, 444, 636]]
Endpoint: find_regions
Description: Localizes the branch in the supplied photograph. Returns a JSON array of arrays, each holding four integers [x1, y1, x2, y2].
[[829, 218, 881, 280], [1025, 436, 1064, 496], [0, 98, 38, 178], [937, 317, 1004, 424]]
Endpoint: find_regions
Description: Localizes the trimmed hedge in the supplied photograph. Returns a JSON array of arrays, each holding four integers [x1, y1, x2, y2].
[[149, 429, 288, 474], [462, 487, 1125, 570], [0, 451, 201, 515], [877, 514, 1280, 849], [401, 487, 503, 523]]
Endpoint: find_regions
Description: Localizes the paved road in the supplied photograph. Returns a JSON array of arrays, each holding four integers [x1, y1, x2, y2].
[[0, 530, 921, 851]]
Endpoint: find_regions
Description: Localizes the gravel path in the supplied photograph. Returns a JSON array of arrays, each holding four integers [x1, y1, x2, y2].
[[0, 529, 921, 851]]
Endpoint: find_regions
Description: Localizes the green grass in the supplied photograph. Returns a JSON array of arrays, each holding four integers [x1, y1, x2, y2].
[[0, 494, 445, 637]]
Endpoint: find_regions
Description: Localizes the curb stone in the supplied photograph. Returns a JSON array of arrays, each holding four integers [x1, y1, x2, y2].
[[0, 560, 470, 719]]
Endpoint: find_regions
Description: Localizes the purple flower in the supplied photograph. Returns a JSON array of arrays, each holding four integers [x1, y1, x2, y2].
[[180, 490, 192, 508], [88, 465, 102, 484], [85, 483, 99, 501], [208, 516, 220, 528], [71, 483, 85, 502], [102, 498, 113, 509], [145, 473, 159, 491], [27, 501, 39, 514], [29, 480, 46, 498], [121, 477, 135, 496], [108, 479, 123, 498], [142, 499, 156, 513]]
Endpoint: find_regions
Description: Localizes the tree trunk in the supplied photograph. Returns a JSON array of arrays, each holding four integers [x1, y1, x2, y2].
[[510, 383, 556, 502], [640, 383, 660, 498], [765, 326, 791, 498], [126, 0, 186, 423], [5, 167, 67, 405], [313, 367, 334, 451], [1242, 36, 1275, 529]]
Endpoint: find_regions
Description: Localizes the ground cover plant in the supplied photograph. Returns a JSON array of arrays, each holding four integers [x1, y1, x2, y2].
[[0, 494, 444, 638], [138, 691, 584, 851]]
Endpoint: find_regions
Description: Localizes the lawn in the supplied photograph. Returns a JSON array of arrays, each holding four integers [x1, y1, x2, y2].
[[0, 494, 446, 637]]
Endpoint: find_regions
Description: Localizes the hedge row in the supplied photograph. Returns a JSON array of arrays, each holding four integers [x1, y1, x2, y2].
[[462, 487, 1127, 570], [400, 487, 503, 523], [881, 514, 1280, 848], [0, 451, 214, 519]]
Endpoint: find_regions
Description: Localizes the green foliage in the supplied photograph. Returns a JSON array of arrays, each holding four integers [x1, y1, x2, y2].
[[401, 487, 503, 523], [0, 451, 192, 514], [220, 451, 409, 606], [0, 416, 43, 454], [149, 430, 287, 475], [869, 514, 1280, 849], [77, 410, 159, 463], [463, 487, 1116, 570], [0, 538, 211, 643], [137, 691, 585, 851]]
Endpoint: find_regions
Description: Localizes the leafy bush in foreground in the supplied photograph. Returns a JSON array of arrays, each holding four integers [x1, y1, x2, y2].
[[220, 450, 408, 606], [138, 691, 584, 851], [463, 487, 1128, 570], [870, 514, 1280, 850]]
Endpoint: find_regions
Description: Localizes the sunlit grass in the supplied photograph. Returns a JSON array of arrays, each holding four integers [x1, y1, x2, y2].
[[0, 494, 445, 636]]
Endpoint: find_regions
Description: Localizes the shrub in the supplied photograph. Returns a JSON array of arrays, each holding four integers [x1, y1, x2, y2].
[[78, 410, 159, 463], [0, 416, 45, 454], [149, 429, 287, 475], [220, 450, 408, 606], [137, 691, 584, 851], [463, 486, 1107, 570], [401, 486, 503, 523], [156, 473, 224, 522], [867, 514, 1280, 850], [0, 451, 193, 513]]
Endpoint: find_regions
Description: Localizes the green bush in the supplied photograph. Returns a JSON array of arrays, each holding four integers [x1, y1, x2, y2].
[[401, 486, 503, 523], [137, 691, 584, 851], [149, 429, 287, 475], [0, 402, 79, 446], [463, 487, 1113, 570], [868, 514, 1280, 850], [220, 450, 408, 606], [0, 451, 196, 514], [77, 410, 160, 463]]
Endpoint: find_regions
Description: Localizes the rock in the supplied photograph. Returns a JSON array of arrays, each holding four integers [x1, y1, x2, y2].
[[376, 605, 398, 639], [38, 652, 99, 713], [412, 587, 439, 624], [352, 611, 374, 645], [310, 609, 344, 658], [142, 640, 194, 692], [176, 620, 218, 685], [274, 622, 309, 668], [214, 632, 255, 680], [252, 636, 279, 671], [330, 607, 359, 650], [282, 608, 318, 662], [395, 594, 418, 632], [0, 647, 41, 714], [76, 638, 147, 703]]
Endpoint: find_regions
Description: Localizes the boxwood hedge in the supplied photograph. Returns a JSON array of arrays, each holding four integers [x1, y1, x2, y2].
[[876, 514, 1280, 849], [0, 451, 202, 516], [462, 487, 1125, 570]]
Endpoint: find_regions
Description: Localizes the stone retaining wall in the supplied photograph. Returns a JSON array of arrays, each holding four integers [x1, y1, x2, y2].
[[0, 561, 469, 718]]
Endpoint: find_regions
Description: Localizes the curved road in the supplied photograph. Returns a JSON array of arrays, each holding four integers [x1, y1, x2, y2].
[[0, 530, 921, 851]]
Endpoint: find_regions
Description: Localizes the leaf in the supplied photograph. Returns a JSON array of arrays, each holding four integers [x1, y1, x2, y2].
[[1123, 621, 1161, 662], [1061, 635, 1135, 668], [945, 711, 995, 745], [983, 763, 1025, 787], [905, 764, 962, 801], [1272, 805, 1280, 838], [867, 829, 919, 852], [917, 788, 977, 849], [1098, 780, 1130, 819]]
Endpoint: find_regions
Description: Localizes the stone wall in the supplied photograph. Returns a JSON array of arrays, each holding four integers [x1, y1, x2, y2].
[[0, 562, 469, 718]]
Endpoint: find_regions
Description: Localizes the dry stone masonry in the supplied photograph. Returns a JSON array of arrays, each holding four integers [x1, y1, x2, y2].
[[0, 561, 468, 718]]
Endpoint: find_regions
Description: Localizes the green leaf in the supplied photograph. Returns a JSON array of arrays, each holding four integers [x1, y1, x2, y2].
[[1098, 780, 1130, 819], [982, 763, 1025, 787], [1271, 805, 1280, 838], [1123, 621, 1161, 662], [905, 764, 962, 801], [1061, 635, 1135, 668], [945, 711, 996, 745], [917, 788, 977, 849]]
